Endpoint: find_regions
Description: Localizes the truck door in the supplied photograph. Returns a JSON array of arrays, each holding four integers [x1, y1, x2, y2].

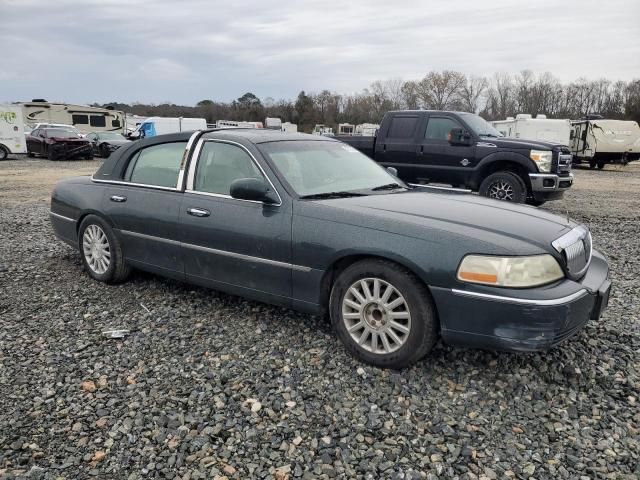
[[416, 115, 476, 187], [374, 114, 421, 181]]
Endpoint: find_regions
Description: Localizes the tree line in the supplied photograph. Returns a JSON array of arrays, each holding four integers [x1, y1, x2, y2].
[[101, 70, 640, 133]]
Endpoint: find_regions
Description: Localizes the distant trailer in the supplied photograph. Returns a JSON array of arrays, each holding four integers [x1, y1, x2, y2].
[[570, 117, 640, 169], [18, 100, 124, 134], [491, 114, 571, 146], [281, 122, 297, 133], [338, 123, 355, 135], [216, 120, 264, 129], [0, 104, 27, 159], [265, 117, 282, 130], [355, 123, 379, 136]]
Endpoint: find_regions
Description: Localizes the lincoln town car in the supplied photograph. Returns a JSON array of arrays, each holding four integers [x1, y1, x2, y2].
[[49, 129, 611, 368]]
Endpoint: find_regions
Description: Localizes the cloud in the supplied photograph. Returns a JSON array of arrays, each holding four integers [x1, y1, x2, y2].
[[0, 0, 638, 105]]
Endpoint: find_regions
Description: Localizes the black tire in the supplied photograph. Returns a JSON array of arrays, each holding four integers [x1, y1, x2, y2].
[[100, 144, 111, 158], [47, 146, 58, 161], [479, 171, 527, 203], [526, 199, 546, 207], [330, 259, 438, 369], [597, 161, 605, 170], [78, 215, 131, 284], [85, 152, 94, 160], [0, 146, 8, 160], [589, 159, 596, 169]]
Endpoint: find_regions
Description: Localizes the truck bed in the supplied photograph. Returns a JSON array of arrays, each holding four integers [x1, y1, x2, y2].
[[334, 135, 375, 158]]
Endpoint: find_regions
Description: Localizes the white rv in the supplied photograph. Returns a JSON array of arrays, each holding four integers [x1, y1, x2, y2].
[[131, 117, 207, 138], [491, 114, 572, 145], [338, 123, 355, 135], [265, 117, 282, 130], [570, 118, 640, 169], [0, 104, 27, 159], [281, 122, 298, 133], [312, 124, 334, 136], [215, 120, 263, 129], [355, 123, 379, 136], [19, 100, 125, 134]]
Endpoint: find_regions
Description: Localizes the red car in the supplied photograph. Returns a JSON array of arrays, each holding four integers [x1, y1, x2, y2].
[[26, 127, 93, 161]]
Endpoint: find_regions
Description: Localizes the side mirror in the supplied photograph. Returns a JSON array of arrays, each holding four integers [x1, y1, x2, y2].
[[230, 177, 279, 204], [386, 167, 398, 177], [448, 128, 472, 146]]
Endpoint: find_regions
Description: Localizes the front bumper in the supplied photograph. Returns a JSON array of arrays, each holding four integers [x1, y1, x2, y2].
[[529, 173, 574, 201], [431, 250, 611, 352]]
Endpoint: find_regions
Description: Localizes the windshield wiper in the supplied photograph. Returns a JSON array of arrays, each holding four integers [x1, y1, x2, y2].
[[371, 182, 406, 191], [299, 191, 368, 200], [480, 133, 500, 138]]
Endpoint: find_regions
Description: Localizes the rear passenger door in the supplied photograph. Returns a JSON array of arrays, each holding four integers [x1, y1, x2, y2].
[[179, 139, 292, 305], [101, 141, 187, 279], [417, 115, 476, 186], [375, 114, 421, 181]]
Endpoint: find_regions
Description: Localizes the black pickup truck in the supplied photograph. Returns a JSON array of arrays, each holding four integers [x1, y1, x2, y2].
[[336, 110, 574, 204]]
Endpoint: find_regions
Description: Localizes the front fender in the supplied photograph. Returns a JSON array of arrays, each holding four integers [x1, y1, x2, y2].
[[470, 151, 536, 189]]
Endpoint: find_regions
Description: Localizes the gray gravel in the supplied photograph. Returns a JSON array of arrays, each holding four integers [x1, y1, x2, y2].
[[0, 159, 639, 479]]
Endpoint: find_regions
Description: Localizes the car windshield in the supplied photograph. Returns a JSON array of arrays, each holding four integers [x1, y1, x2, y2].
[[46, 129, 80, 138], [259, 140, 405, 197], [99, 132, 124, 140], [460, 113, 503, 137]]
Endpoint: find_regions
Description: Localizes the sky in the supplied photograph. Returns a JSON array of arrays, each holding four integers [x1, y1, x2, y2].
[[1, 0, 639, 106]]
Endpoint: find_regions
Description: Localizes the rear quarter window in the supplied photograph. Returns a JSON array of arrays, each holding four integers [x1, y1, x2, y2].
[[124, 142, 186, 188]]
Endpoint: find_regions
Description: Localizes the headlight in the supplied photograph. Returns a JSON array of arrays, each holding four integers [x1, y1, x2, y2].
[[457, 254, 564, 287], [530, 150, 553, 173]]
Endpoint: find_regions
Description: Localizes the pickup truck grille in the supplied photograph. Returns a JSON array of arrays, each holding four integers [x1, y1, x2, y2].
[[552, 225, 592, 279], [557, 153, 573, 175]]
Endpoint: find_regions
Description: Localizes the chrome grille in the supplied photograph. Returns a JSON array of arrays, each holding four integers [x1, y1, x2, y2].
[[552, 225, 592, 279], [557, 154, 573, 174]]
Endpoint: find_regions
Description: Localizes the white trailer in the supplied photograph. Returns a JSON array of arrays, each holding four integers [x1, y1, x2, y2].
[[355, 123, 379, 136], [281, 122, 297, 133], [265, 117, 282, 130], [491, 114, 572, 145], [338, 123, 355, 135], [570, 118, 640, 168], [0, 104, 27, 159], [131, 117, 207, 138], [18, 100, 124, 134], [215, 120, 263, 129]]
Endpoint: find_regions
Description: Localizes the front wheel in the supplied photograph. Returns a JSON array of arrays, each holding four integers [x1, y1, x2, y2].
[[479, 171, 527, 203], [330, 259, 438, 369], [0, 146, 8, 161], [79, 215, 131, 283], [47, 146, 58, 161], [100, 144, 111, 158]]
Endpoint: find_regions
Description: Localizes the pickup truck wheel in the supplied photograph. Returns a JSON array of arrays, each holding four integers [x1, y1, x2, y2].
[[479, 171, 527, 203], [79, 215, 131, 284], [330, 259, 438, 369], [526, 199, 546, 207]]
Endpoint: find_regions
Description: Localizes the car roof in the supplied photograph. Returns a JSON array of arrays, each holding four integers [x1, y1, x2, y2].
[[202, 128, 335, 144]]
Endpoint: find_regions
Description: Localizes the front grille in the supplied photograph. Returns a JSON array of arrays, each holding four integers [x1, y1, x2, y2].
[[552, 225, 592, 279], [557, 153, 573, 175]]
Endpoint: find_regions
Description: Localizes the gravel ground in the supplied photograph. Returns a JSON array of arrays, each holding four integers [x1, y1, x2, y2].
[[1, 158, 639, 479]]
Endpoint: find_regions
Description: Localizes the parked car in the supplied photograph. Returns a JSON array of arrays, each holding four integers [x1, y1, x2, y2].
[[86, 131, 130, 157], [50, 130, 611, 368], [335, 110, 574, 205], [27, 127, 92, 160]]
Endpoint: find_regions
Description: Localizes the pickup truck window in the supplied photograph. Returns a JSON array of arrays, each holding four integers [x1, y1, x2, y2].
[[194, 141, 264, 195], [124, 141, 186, 188], [387, 116, 418, 138], [425, 117, 462, 141]]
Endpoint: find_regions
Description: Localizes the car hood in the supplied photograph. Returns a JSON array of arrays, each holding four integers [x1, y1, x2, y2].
[[483, 136, 566, 150], [306, 190, 574, 254]]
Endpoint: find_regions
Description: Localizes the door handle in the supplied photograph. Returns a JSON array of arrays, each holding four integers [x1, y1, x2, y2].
[[110, 195, 127, 202], [187, 207, 210, 217], [382, 144, 387, 152], [417, 145, 424, 155]]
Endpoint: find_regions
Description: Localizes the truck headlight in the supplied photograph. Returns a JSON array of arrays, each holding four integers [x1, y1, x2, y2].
[[457, 254, 564, 287], [530, 150, 553, 173]]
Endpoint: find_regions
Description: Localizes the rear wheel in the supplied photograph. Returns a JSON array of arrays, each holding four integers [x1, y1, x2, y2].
[[479, 171, 527, 203], [330, 259, 438, 369], [78, 215, 131, 284], [0, 145, 8, 161], [47, 146, 58, 161], [100, 144, 111, 158]]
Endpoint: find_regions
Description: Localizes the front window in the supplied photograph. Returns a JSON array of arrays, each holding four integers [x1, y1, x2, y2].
[[425, 117, 463, 141], [124, 142, 186, 188], [194, 141, 265, 195], [459, 113, 502, 138], [259, 141, 403, 197]]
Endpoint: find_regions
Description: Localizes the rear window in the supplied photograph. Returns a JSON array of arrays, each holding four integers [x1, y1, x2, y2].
[[387, 116, 418, 138], [72, 114, 88, 125], [124, 142, 186, 188], [90, 115, 106, 127]]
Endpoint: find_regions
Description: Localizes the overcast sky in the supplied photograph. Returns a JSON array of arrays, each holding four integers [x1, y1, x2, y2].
[[1, 0, 638, 105]]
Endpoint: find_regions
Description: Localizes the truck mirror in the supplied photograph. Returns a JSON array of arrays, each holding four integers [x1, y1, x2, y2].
[[386, 167, 398, 177]]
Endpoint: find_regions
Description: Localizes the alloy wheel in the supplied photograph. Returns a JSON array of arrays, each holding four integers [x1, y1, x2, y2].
[[82, 224, 111, 274], [488, 180, 514, 200], [342, 278, 412, 354]]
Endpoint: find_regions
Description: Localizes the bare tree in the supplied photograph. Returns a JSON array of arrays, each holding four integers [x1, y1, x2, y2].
[[415, 71, 466, 110], [460, 75, 488, 113]]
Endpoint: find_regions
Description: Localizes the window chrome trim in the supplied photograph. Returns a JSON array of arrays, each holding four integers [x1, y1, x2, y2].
[[119, 229, 311, 272], [451, 288, 588, 306], [90, 177, 180, 192], [186, 138, 283, 206], [49, 211, 75, 223], [178, 131, 202, 189]]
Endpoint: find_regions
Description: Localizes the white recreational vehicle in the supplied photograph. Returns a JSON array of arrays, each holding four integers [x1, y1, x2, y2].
[[0, 104, 27, 159], [281, 122, 297, 133], [18, 100, 125, 134], [570, 117, 640, 169], [491, 114, 572, 145], [355, 123, 379, 136], [338, 123, 355, 135], [130, 117, 207, 138], [215, 120, 263, 129], [312, 124, 334, 136]]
